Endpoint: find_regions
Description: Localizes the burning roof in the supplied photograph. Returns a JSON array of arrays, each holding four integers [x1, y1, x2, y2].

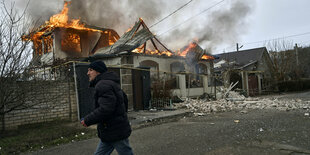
[[92, 18, 214, 61], [94, 18, 155, 55]]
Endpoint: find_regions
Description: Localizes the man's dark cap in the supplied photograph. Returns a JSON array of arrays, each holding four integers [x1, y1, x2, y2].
[[88, 60, 107, 73]]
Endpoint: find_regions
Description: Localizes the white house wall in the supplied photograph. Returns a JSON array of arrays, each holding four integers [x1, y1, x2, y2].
[[102, 57, 122, 66], [133, 55, 187, 72], [132, 55, 213, 98], [133, 55, 212, 74]]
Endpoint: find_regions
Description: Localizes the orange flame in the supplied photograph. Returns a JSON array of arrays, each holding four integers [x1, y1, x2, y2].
[[178, 42, 197, 57], [24, 1, 110, 55], [61, 32, 81, 52], [44, 2, 100, 32], [201, 54, 214, 60], [132, 41, 214, 60], [132, 47, 173, 57]]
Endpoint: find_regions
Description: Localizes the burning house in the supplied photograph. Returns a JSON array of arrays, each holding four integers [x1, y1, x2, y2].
[[24, 2, 215, 111], [88, 18, 215, 110], [23, 2, 120, 64]]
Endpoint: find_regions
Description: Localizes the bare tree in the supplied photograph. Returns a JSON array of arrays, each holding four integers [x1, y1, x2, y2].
[[266, 39, 297, 81], [0, 0, 34, 131]]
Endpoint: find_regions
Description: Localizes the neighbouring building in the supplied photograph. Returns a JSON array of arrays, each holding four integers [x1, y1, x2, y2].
[[214, 47, 276, 96]]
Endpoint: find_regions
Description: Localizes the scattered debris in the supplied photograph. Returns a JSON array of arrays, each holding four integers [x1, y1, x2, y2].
[[259, 128, 264, 132], [194, 113, 206, 116], [240, 110, 248, 114], [234, 120, 240, 123], [41, 146, 44, 149], [172, 96, 184, 103], [81, 132, 85, 135], [175, 91, 310, 115], [149, 108, 157, 112]]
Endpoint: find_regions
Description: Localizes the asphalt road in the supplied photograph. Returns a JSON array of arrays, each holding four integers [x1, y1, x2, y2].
[[26, 109, 310, 155], [130, 109, 310, 155], [25, 91, 310, 155]]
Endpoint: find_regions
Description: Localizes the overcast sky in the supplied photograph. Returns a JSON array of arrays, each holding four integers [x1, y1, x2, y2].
[[152, 0, 310, 54], [7, 0, 310, 54], [236, 0, 310, 53]]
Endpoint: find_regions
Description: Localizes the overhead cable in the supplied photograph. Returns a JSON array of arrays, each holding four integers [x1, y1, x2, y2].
[[242, 31, 310, 45], [157, 0, 225, 36], [149, 0, 194, 28]]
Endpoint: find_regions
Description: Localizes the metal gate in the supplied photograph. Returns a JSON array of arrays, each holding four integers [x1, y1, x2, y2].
[[132, 67, 151, 110], [74, 63, 120, 119]]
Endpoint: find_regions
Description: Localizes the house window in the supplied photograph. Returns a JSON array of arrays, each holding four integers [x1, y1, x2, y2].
[[170, 62, 185, 73], [61, 32, 81, 53]]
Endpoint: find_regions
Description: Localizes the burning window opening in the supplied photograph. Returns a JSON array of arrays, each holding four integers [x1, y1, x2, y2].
[[61, 32, 81, 53], [108, 31, 118, 46]]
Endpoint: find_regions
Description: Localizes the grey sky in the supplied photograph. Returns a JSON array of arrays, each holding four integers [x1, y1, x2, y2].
[[6, 0, 310, 54], [237, 0, 310, 53]]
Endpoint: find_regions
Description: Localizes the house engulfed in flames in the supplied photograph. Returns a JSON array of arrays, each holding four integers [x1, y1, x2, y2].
[[24, 2, 216, 110], [23, 2, 120, 64]]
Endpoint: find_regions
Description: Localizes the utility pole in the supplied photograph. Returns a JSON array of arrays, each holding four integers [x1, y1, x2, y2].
[[295, 43, 299, 66], [236, 43, 243, 52], [236, 43, 239, 52]]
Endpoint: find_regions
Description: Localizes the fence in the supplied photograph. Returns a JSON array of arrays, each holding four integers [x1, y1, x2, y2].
[[0, 63, 77, 130], [149, 98, 173, 110], [0, 60, 217, 130]]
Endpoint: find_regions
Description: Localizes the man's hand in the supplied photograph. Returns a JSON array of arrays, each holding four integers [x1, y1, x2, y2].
[[80, 119, 87, 127]]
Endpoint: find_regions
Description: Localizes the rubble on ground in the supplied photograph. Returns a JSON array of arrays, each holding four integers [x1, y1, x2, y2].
[[175, 92, 310, 114]]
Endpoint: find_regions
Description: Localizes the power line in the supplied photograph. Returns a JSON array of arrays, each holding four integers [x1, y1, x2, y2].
[[157, 0, 225, 36], [149, 0, 194, 28], [214, 31, 310, 53], [242, 31, 310, 45]]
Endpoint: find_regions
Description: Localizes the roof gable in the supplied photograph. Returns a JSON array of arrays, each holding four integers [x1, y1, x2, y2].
[[215, 47, 267, 67]]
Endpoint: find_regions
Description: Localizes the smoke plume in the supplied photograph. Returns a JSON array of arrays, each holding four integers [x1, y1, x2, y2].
[[16, 0, 254, 53]]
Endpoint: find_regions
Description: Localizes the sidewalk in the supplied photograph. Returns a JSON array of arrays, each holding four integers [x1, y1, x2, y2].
[[23, 108, 191, 155]]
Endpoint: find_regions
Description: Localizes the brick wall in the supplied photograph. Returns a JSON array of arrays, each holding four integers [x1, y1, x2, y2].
[[121, 56, 134, 110], [0, 80, 77, 129]]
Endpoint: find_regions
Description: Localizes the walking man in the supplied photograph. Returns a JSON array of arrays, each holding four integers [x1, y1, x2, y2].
[[81, 60, 133, 155]]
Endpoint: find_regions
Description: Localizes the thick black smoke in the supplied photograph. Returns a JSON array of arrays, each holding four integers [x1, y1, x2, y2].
[[15, 0, 254, 53]]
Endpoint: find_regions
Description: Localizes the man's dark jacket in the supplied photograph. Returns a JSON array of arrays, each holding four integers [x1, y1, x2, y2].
[[84, 71, 131, 142]]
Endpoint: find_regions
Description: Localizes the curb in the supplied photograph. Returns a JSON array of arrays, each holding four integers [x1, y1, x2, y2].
[[131, 111, 192, 130]]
